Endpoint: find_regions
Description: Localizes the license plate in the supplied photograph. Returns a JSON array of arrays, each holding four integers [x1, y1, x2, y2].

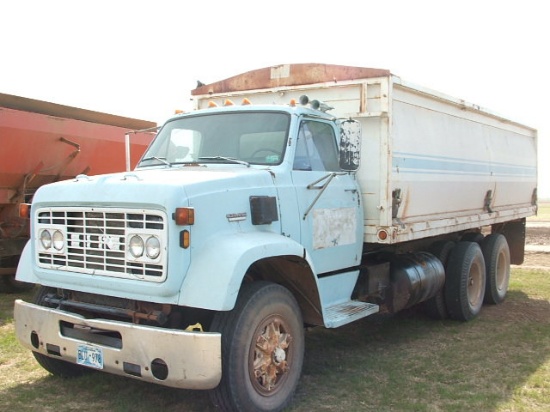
[[76, 344, 104, 369]]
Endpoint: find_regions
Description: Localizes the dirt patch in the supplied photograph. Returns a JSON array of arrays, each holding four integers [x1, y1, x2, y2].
[[522, 222, 550, 269], [526, 224, 550, 246], [482, 293, 550, 323], [522, 252, 550, 269]]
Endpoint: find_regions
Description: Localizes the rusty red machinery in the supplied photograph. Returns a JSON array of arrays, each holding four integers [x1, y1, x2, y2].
[[0, 92, 156, 291]]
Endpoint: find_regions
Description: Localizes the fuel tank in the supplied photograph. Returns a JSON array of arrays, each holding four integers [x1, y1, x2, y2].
[[387, 252, 445, 313]]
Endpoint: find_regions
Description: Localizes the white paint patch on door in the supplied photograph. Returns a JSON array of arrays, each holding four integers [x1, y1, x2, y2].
[[313, 208, 356, 249]]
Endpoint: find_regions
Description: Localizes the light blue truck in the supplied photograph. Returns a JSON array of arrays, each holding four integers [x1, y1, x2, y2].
[[14, 64, 537, 411]]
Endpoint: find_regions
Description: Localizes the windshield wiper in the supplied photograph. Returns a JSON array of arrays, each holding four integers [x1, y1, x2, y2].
[[198, 156, 250, 167], [140, 156, 172, 167]]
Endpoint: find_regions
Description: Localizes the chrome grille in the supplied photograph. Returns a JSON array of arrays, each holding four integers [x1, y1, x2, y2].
[[36, 208, 167, 282]]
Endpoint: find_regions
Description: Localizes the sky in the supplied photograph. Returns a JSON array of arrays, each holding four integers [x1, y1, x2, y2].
[[1, 0, 548, 198]]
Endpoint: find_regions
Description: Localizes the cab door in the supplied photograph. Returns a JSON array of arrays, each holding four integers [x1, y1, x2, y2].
[[290, 119, 363, 274]]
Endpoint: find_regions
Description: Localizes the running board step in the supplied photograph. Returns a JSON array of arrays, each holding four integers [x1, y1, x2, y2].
[[324, 301, 379, 328]]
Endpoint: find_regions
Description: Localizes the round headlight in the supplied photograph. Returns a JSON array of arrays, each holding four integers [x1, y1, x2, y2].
[[40, 230, 52, 249], [129, 235, 144, 258], [52, 230, 64, 251], [145, 236, 161, 259]]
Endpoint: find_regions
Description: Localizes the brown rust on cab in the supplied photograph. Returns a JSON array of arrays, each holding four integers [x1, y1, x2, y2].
[[191, 63, 391, 95]]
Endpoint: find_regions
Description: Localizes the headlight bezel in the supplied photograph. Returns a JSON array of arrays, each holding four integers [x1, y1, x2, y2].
[[127, 234, 163, 262]]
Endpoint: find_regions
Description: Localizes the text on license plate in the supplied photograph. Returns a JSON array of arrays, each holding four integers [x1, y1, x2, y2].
[[76, 344, 104, 369]]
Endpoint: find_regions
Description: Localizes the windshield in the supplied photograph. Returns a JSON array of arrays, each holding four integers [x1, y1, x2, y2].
[[137, 111, 290, 168]]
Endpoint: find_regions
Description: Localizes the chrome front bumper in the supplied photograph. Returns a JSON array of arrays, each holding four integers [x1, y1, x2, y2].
[[14, 300, 221, 389]]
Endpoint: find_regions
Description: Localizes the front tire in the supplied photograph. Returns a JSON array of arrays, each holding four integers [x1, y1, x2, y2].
[[0, 274, 35, 293], [445, 242, 486, 321], [481, 234, 511, 304], [209, 281, 304, 412]]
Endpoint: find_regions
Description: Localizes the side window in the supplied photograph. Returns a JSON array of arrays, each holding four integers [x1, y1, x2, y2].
[[293, 121, 339, 171]]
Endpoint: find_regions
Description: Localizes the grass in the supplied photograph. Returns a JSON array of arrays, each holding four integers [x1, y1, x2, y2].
[[291, 270, 550, 412], [1, 269, 549, 412]]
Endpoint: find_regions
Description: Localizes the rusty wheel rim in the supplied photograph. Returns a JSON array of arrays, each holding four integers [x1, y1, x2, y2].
[[495, 249, 509, 293], [468, 260, 484, 308], [249, 315, 294, 396]]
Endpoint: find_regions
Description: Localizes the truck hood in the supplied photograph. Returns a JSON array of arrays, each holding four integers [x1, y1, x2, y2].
[[33, 166, 275, 208], [28, 166, 279, 304]]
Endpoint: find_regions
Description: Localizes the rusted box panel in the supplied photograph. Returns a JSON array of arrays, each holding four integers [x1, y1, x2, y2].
[[191, 64, 537, 245]]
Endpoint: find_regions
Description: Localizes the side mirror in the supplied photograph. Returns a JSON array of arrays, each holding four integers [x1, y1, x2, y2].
[[339, 119, 361, 171]]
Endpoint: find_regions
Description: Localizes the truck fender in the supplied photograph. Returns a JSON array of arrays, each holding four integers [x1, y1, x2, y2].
[[14, 241, 36, 284], [178, 232, 314, 311]]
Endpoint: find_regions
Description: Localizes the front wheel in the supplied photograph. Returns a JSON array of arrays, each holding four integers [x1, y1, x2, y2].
[[0, 274, 35, 293], [209, 281, 304, 412]]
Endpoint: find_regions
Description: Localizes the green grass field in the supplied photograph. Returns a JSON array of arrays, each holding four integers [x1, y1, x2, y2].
[[1, 268, 549, 412]]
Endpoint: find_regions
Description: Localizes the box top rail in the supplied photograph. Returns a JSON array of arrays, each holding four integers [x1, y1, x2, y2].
[[191, 63, 391, 96]]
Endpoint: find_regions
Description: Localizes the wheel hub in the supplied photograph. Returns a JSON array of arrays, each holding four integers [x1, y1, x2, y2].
[[252, 318, 293, 393], [274, 347, 286, 363]]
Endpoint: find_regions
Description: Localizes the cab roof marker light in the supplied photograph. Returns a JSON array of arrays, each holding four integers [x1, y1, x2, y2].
[[174, 109, 185, 114], [223, 99, 234, 106], [242, 98, 251, 105], [289, 99, 297, 107], [208, 101, 218, 108]]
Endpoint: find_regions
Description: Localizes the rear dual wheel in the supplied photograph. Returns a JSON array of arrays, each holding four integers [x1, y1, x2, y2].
[[423, 240, 455, 319], [481, 234, 511, 304], [460, 232, 484, 244], [445, 242, 486, 321]]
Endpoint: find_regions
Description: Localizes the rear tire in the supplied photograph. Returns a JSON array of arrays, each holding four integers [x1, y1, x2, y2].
[[209, 281, 304, 412], [423, 240, 455, 319], [32, 286, 91, 378], [461, 232, 484, 244], [444, 242, 486, 321], [481, 234, 510, 304]]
